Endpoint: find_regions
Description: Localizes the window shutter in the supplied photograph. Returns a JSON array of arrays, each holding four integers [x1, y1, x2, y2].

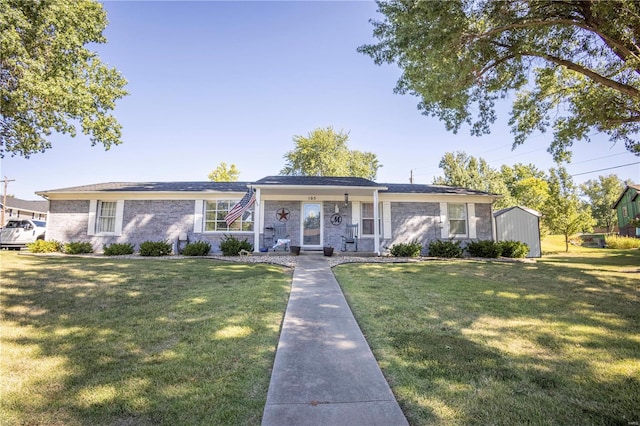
[[88, 200, 97, 236], [383, 201, 391, 238], [114, 200, 125, 236], [468, 203, 476, 239], [351, 201, 361, 226], [194, 200, 204, 233], [440, 202, 448, 238]]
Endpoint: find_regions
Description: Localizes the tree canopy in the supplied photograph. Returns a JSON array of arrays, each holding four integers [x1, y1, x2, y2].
[[1, 0, 128, 158], [281, 127, 381, 180], [359, 0, 640, 161], [208, 162, 240, 182], [580, 174, 625, 232]]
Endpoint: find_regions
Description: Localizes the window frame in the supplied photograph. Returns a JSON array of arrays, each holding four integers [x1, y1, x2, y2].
[[203, 199, 254, 233], [448, 203, 468, 237], [361, 202, 382, 237], [96, 201, 117, 233]]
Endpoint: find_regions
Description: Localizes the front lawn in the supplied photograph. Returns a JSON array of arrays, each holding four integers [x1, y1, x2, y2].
[[335, 248, 640, 425], [0, 252, 291, 426]]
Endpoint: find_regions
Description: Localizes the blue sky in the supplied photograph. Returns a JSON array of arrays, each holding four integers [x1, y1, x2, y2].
[[2, 0, 638, 200]]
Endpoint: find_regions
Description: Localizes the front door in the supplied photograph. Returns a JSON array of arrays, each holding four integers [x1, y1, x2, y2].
[[301, 203, 322, 249]]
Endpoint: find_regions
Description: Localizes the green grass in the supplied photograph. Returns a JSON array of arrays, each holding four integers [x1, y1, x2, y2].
[[335, 249, 640, 425], [0, 252, 291, 426]]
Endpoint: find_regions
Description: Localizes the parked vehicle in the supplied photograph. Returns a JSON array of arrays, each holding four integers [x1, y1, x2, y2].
[[0, 219, 46, 249]]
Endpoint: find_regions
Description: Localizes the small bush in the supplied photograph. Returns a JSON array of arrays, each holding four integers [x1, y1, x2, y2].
[[605, 235, 640, 249], [466, 240, 503, 258], [427, 240, 463, 258], [219, 235, 253, 256], [139, 240, 173, 257], [182, 241, 211, 256], [498, 240, 529, 258], [64, 241, 94, 254], [389, 240, 422, 257], [27, 240, 63, 253], [103, 242, 135, 256]]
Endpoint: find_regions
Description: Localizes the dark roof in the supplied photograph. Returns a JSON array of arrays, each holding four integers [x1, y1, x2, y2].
[[38, 181, 251, 194], [253, 175, 383, 187], [381, 183, 496, 196], [0, 196, 48, 213]]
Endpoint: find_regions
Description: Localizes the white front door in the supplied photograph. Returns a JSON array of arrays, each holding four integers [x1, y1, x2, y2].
[[301, 203, 322, 248]]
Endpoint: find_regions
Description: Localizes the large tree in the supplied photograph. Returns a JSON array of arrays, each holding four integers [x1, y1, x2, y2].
[[208, 162, 240, 182], [543, 167, 594, 251], [433, 151, 513, 208], [580, 174, 625, 232], [1, 0, 128, 158], [500, 163, 549, 212], [359, 0, 640, 162], [281, 127, 381, 179]]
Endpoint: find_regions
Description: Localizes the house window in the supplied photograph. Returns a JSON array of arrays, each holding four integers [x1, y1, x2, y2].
[[361, 202, 381, 236], [448, 203, 467, 236], [622, 206, 628, 218], [96, 201, 117, 233], [204, 200, 254, 232]]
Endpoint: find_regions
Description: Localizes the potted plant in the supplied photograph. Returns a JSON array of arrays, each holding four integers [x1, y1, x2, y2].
[[290, 245, 301, 255], [323, 245, 334, 257]]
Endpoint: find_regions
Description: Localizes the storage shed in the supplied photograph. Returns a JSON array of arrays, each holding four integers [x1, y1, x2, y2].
[[493, 206, 542, 258]]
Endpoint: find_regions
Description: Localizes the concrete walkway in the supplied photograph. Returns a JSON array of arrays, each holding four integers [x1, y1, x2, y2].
[[262, 254, 408, 426]]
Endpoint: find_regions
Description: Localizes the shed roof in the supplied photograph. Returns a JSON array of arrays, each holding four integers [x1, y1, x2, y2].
[[612, 184, 640, 209], [494, 205, 542, 217]]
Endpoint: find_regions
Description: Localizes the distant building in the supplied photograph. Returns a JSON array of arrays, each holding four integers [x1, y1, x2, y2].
[[1, 196, 48, 225], [612, 184, 640, 238]]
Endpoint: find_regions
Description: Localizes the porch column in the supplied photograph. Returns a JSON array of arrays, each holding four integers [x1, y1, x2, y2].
[[253, 188, 261, 253], [373, 189, 380, 255]]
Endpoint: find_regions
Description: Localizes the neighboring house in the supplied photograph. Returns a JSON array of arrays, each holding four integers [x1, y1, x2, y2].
[[36, 176, 499, 254], [493, 206, 542, 258], [612, 184, 640, 238], [1, 196, 48, 225]]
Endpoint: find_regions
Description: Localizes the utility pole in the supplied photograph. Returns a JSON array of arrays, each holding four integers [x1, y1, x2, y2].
[[409, 169, 414, 184], [2, 176, 16, 227]]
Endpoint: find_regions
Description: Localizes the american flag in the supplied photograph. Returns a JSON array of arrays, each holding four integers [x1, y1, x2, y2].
[[225, 188, 256, 226]]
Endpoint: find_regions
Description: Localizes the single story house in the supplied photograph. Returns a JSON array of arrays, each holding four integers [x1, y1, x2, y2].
[[493, 206, 542, 257], [612, 184, 640, 238], [1, 196, 48, 225], [36, 176, 499, 254]]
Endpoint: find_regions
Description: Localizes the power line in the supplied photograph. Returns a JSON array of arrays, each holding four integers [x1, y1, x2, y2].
[[568, 152, 628, 165], [570, 162, 640, 177]]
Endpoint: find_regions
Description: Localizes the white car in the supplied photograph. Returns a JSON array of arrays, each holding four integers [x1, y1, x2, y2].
[[0, 219, 47, 250]]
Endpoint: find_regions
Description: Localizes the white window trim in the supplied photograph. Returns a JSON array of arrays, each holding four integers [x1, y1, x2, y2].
[[88, 200, 124, 236], [440, 202, 472, 239], [199, 199, 255, 233], [361, 201, 383, 238]]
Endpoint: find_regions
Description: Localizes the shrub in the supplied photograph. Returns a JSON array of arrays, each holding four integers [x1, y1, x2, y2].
[[498, 240, 529, 258], [182, 241, 211, 256], [427, 240, 463, 258], [64, 241, 94, 254], [103, 242, 135, 256], [389, 240, 422, 257], [466, 240, 503, 258], [27, 240, 63, 253], [219, 234, 253, 256], [139, 240, 173, 257], [605, 235, 640, 249]]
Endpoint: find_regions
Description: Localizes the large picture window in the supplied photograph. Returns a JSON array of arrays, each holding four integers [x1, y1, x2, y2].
[[97, 201, 117, 233], [448, 203, 467, 236], [362, 202, 381, 236], [204, 200, 254, 232]]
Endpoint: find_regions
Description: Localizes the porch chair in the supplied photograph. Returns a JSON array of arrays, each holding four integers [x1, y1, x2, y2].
[[271, 223, 290, 251], [341, 223, 358, 252]]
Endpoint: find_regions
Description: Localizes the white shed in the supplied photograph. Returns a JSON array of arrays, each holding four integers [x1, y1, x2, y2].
[[493, 206, 542, 258]]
